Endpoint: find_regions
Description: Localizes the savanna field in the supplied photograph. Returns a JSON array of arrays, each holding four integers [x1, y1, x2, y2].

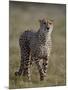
[[9, 1, 66, 89]]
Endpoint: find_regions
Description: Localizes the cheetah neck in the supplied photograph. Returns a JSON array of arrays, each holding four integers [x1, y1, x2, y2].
[[37, 28, 52, 45]]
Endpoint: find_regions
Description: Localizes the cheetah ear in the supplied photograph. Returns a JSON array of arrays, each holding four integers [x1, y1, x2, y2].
[[39, 18, 46, 23], [50, 19, 54, 23]]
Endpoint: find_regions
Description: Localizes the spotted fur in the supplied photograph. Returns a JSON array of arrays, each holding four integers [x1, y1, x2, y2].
[[15, 18, 53, 81]]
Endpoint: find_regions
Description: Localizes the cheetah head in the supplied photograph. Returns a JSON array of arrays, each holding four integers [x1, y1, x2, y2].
[[39, 18, 53, 34]]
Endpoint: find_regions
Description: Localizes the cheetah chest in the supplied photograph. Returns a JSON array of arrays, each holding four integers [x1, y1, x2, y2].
[[40, 41, 52, 57]]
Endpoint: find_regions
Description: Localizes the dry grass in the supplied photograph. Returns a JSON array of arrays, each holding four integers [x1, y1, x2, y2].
[[9, 1, 66, 89]]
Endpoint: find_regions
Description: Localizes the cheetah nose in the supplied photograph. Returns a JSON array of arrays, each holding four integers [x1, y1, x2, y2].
[[47, 27, 49, 30]]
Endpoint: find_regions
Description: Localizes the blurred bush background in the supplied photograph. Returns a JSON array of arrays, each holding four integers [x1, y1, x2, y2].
[[9, 1, 66, 89]]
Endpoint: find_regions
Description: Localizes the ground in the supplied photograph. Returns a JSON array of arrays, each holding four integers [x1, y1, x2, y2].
[[9, 1, 66, 89]]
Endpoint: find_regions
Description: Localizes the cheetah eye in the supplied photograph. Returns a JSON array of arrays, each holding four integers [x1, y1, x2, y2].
[[49, 23, 52, 25]]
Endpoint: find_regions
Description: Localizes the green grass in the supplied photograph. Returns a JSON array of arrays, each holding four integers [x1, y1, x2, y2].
[[9, 1, 66, 89]]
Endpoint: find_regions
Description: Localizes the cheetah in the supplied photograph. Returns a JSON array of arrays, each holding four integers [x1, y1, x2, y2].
[[15, 18, 53, 81]]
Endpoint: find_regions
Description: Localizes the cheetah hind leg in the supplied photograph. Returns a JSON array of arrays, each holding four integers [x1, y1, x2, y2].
[[22, 50, 31, 81], [15, 51, 25, 76], [15, 62, 24, 76]]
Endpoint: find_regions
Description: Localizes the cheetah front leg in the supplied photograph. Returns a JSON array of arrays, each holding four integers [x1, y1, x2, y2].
[[35, 58, 44, 81], [43, 56, 49, 76]]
